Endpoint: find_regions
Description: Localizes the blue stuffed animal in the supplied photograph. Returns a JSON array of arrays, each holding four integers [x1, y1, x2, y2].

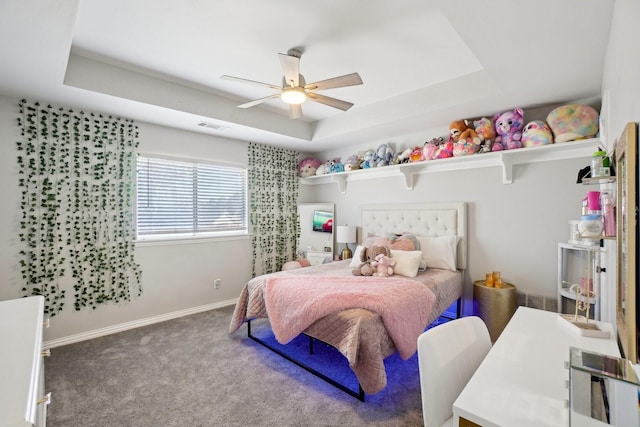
[[360, 150, 375, 168], [328, 158, 344, 173]]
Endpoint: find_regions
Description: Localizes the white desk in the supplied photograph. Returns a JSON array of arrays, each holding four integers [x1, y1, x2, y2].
[[453, 306, 620, 427]]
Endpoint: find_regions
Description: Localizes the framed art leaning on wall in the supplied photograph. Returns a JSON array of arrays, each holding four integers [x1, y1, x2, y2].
[[615, 122, 638, 363]]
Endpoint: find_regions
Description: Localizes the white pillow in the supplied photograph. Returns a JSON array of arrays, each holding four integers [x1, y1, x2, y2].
[[417, 235, 458, 271], [390, 250, 423, 278], [349, 245, 365, 267]]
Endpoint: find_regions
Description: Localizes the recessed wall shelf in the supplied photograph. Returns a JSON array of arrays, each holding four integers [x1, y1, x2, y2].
[[301, 139, 601, 194]]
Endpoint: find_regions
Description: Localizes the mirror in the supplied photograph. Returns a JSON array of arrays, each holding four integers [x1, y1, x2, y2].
[[298, 203, 334, 256], [615, 122, 638, 363]]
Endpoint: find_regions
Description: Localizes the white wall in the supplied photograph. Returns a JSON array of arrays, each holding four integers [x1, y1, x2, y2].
[[300, 155, 590, 314], [0, 95, 253, 342], [298, 0, 640, 320], [598, 0, 640, 328], [1, 0, 636, 342]]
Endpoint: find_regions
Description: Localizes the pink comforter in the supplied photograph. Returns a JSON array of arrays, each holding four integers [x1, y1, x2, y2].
[[265, 275, 435, 359]]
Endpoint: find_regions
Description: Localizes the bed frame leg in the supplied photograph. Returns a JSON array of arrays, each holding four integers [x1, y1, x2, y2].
[[246, 320, 365, 401]]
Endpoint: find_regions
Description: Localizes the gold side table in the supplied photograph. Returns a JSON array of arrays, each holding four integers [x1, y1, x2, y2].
[[473, 280, 517, 342]]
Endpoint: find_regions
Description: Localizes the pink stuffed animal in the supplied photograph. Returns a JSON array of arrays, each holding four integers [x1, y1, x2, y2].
[[371, 253, 395, 277], [492, 108, 524, 151], [422, 137, 444, 160], [298, 158, 322, 177], [474, 117, 496, 153], [434, 139, 454, 159]]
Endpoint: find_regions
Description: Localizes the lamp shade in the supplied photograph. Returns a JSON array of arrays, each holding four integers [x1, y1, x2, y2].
[[280, 87, 307, 104], [336, 225, 357, 244]]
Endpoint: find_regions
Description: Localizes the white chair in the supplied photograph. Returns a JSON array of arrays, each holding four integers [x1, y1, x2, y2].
[[417, 316, 492, 427]]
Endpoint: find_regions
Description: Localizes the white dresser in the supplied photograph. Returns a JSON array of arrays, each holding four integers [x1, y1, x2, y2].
[[0, 296, 50, 427]]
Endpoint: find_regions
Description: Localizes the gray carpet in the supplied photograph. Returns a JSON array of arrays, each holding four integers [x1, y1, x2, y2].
[[45, 305, 428, 426]]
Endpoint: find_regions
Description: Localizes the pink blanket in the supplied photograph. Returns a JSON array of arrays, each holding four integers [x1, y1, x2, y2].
[[264, 275, 436, 359]]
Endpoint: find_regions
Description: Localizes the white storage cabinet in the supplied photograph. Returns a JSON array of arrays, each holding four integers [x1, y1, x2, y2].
[[557, 243, 604, 320]]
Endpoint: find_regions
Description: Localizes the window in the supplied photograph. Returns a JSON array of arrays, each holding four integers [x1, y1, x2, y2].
[[136, 156, 247, 239]]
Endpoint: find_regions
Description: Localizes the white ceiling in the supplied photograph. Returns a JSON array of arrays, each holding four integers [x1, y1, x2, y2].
[[0, 0, 613, 153]]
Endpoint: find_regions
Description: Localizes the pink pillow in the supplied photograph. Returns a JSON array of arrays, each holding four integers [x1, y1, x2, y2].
[[281, 261, 302, 271], [388, 237, 415, 251], [363, 234, 416, 251], [297, 258, 311, 267], [362, 235, 390, 247]]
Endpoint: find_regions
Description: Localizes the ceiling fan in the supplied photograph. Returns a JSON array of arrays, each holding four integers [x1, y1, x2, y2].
[[221, 48, 363, 119]]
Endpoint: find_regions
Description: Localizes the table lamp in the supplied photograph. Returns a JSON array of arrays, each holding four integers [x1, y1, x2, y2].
[[336, 225, 357, 260]]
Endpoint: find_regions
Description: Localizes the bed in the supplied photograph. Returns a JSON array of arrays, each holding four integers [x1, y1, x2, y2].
[[229, 202, 467, 400]]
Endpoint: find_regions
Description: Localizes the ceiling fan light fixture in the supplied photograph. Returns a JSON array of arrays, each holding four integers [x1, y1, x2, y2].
[[280, 87, 306, 105]]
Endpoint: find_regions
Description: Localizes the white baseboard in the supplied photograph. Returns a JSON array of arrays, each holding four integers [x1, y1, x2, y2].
[[44, 298, 238, 349]]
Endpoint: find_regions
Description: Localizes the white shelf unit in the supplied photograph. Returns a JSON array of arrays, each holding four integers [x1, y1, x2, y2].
[[301, 138, 600, 194], [557, 243, 604, 321]]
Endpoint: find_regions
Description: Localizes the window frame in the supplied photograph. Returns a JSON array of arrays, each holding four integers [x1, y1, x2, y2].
[[135, 153, 248, 243]]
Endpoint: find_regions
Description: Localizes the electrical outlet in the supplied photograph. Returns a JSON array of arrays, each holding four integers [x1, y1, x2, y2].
[[214, 278, 221, 289]]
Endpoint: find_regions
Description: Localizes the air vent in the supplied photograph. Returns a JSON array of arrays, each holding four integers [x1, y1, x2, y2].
[[197, 121, 229, 131]]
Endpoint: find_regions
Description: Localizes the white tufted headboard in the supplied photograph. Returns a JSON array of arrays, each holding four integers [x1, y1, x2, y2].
[[360, 202, 467, 270]]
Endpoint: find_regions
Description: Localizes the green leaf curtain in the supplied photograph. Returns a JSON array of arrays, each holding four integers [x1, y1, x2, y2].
[[248, 142, 299, 276], [16, 100, 142, 316]]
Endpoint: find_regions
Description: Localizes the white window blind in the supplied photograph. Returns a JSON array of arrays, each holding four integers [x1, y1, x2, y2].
[[136, 156, 247, 238]]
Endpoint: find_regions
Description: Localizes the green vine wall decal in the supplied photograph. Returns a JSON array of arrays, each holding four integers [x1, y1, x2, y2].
[[248, 142, 299, 276], [16, 100, 142, 316]]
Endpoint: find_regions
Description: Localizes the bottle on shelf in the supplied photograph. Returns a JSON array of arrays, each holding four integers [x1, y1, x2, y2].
[[601, 192, 616, 237]]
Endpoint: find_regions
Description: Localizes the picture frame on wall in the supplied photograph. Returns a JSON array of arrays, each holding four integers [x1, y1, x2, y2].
[[615, 122, 638, 363]]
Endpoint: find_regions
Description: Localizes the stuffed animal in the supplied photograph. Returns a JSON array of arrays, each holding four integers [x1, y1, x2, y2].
[[371, 253, 395, 277], [474, 117, 496, 153], [298, 158, 322, 177], [315, 160, 329, 175], [521, 120, 554, 147], [376, 143, 395, 167], [328, 158, 344, 173], [449, 119, 481, 156], [422, 137, 444, 160], [546, 104, 599, 142], [352, 245, 390, 276], [449, 120, 481, 145], [360, 150, 376, 168], [434, 139, 454, 159], [373, 143, 387, 166], [492, 108, 524, 151], [343, 154, 362, 171], [397, 148, 412, 164], [409, 146, 424, 162]]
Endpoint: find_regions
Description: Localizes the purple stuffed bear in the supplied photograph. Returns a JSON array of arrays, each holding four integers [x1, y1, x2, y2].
[[492, 108, 524, 151]]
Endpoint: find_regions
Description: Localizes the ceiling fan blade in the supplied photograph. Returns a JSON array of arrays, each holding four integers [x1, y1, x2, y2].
[[237, 94, 281, 109], [221, 75, 281, 91], [289, 104, 303, 119], [307, 92, 354, 111], [305, 72, 363, 91], [278, 53, 300, 87]]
